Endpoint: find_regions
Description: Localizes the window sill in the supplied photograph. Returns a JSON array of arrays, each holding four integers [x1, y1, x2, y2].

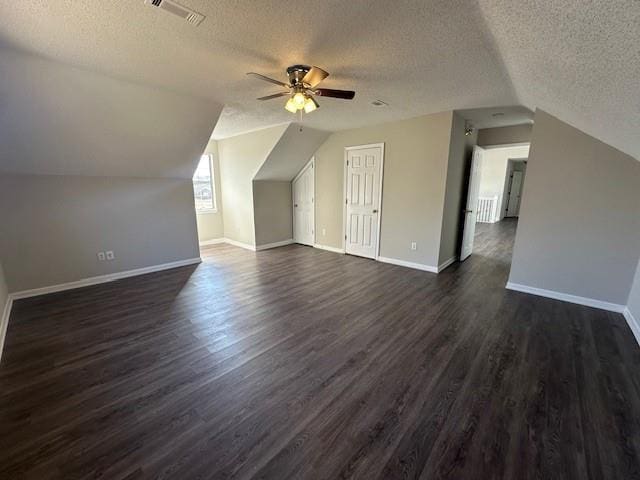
[[196, 209, 219, 215]]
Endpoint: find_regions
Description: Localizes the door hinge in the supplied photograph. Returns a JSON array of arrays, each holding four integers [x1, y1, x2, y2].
[[346, 160, 349, 166], [345, 234, 347, 240]]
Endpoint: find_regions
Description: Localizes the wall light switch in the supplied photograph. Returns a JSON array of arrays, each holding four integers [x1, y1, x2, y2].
[[105, 251, 115, 260], [97, 252, 106, 261], [322, 228, 326, 236], [411, 242, 417, 251]]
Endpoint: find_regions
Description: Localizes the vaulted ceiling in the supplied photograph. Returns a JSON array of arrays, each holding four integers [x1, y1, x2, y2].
[[0, 0, 637, 159]]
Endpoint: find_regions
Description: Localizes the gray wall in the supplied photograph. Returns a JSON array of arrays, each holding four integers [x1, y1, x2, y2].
[[628, 260, 640, 322], [0, 175, 200, 293], [0, 260, 8, 317], [218, 125, 288, 246], [0, 47, 223, 294], [253, 181, 293, 246], [477, 124, 532, 147], [196, 140, 225, 243], [0, 46, 222, 179], [509, 110, 640, 304], [0, 260, 7, 360], [438, 112, 477, 265], [314, 112, 454, 268]]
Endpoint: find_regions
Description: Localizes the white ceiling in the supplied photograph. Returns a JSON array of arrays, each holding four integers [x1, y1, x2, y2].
[[0, 1, 637, 159], [456, 106, 533, 129]]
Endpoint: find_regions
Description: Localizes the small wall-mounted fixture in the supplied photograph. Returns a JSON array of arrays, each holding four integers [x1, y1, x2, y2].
[[371, 100, 388, 107], [464, 121, 475, 136]]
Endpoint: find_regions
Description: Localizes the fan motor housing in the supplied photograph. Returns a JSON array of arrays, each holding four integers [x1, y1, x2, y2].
[[287, 65, 311, 86]]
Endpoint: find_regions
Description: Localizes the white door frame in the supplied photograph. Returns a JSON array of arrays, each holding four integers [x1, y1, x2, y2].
[[501, 157, 527, 219], [342, 143, 385, 259], [292, 156, 315, 245]]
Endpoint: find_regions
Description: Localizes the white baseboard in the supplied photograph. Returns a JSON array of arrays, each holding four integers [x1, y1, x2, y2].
[[505, 282, 626, 313], [256, 239, 294, 251], [199, 238, 225, 246], [377, 256, 438, 273], [1, 257, 202, 363], [314, 244, 345, 254], [10, 257, 202, 300], [623, 308, 640, 347], [0, 295, 14, 363], [437, 256, 458, 273], [222, 238, 256, 251]]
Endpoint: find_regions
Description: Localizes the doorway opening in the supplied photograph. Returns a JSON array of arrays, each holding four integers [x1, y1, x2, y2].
[[461, 143, 530, 264]]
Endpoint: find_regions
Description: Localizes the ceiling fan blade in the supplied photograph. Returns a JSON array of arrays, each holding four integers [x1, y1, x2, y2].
[[314, 88, 356, 100], [257, 92, 290, 100], [302, 66, 329, 87], [246, 72, 290, 88]]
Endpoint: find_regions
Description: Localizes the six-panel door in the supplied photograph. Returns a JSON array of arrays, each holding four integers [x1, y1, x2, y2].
[[345, 146, 382, 259]]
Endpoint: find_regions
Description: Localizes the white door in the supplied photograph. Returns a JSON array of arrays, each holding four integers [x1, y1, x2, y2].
[[292, 159, 315, 246], [506, 171, 524, 217], [460, 146, 484, 261], [345, 144, 384, 259]]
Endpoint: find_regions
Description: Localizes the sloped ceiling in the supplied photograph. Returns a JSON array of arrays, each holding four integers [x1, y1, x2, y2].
[[254, 125, 330, 181], [0, 1, 637, 159], [0, 47, 223, 178], [476, 0, 640, 160]]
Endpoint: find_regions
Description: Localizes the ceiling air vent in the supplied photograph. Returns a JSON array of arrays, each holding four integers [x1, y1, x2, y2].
[[144, 0, 205, 26]]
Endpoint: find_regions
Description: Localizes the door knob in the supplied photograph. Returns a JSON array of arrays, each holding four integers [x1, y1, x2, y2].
[[464, 209, 473, 213], [372, 209, 378, 213], [294, 204, 298, 207]]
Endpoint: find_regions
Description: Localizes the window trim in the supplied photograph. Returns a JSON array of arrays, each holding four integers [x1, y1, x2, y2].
[[193, 154, 217, 214]]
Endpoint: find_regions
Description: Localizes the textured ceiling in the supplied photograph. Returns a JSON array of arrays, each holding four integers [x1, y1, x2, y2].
[[476, 0, 640, 159], [0, 0, 637, 158]]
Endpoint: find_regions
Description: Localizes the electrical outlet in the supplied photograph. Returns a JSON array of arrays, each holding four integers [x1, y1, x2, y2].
[[322, 228, 326, 236], [97, 252, 106, 261], [105, 250, 115, 260], [411, 242, 417, 251]]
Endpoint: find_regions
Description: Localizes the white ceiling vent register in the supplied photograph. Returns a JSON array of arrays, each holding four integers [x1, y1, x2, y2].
[[144, 0, 205, 26]]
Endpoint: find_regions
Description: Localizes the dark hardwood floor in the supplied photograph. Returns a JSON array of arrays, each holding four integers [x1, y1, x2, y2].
[[2, 218, 640, 479]]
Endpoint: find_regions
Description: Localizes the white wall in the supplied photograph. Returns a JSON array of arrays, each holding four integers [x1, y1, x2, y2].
[[218, 125, 288, 246], [509, 110, 640, 305], [195, 140, 225, 243], [254, 125, 329, 181], [627, 260, 640, 327], [0, 175, 200, 293], [478, 145, 530, 220], [314, 112, 455, 268]]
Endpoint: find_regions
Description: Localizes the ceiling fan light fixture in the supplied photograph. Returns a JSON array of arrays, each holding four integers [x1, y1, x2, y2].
[[303, 96, 319, 113], [284, 97, 298, 113], [292, 92, 306, 108]]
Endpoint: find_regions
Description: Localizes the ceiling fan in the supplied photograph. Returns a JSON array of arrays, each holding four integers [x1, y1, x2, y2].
[[246, 65, 355, 114]]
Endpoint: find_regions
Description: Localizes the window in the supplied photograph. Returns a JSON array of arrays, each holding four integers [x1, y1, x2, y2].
[[193, 154, 216, 212]]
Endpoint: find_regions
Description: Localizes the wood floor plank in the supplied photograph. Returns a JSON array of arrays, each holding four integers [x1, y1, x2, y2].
[[1, 219, 639, 479]]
